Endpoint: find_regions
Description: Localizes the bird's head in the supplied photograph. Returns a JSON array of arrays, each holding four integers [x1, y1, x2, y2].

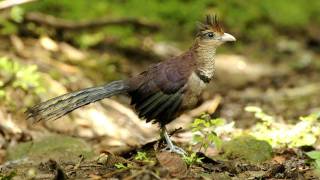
[[196, 15, 236, 48]]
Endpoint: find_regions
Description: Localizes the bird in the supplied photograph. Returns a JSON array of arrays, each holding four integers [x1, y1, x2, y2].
[[26, 15, 236, 155]]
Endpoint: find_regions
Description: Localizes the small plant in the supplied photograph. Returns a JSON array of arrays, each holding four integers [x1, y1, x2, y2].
[[245, 106, 274, 125], [10, 6, 25, 23], [246, 106, 320, 148], [306, 151, 320, 170], [114, 163, 131, 169], [134, 151, 153, 163], [183, 152, 203, 166], [191, 114, 225, 152], [0, 171, 16, 180], [0, 57, 45, 103]]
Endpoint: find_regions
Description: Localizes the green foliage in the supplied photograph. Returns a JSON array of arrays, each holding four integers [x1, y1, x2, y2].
[[19, 0, 320, 48], [261, 1, 312, 28], [0, 19, 18, 35], [221, 135, 273, 163], [75, 32, 105, 49], [0, 57, 45, 102], [0, 6, 25, 35], [10, 6, 25, 23], [7, 135, 95, 161], [114, 163, 131, 170], [0, 172, 16, 180], [191, 114, 224, 152], [306, 151, 320, 170], [134, 151, 148, 161], [245, 106, 274, 125], [246, 106, 320, 148], [183, 152, 204, 166], [0, 89, 5, 99]]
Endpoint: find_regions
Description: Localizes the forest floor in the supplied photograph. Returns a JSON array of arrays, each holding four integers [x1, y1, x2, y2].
[[0, 138, 317, 179], [1, 13, 320, 179]]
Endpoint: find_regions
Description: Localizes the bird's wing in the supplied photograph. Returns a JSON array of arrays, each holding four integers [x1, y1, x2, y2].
[[128, 54, 195, 125]]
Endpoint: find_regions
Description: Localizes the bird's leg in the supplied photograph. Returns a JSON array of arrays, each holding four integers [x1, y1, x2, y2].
[[160, 127, 187, 156]]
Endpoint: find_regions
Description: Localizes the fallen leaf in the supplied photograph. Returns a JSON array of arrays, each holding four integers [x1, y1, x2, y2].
[[272, 155, 286, 164]]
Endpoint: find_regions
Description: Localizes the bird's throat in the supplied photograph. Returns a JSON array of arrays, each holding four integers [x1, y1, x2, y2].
[[195, 43, 216, 82]]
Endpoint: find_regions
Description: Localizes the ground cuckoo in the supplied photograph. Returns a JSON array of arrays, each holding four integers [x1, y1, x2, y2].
[[27, 15, 236, 155]]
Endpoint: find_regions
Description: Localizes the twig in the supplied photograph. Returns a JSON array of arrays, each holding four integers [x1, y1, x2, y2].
[[73, 155, 85, 170], [169, 127, 183, 136], [24, 12, 160, 31], [0, 0, 36, 10]]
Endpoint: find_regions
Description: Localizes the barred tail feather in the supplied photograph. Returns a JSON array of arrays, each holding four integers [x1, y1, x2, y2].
[[26, 80, 129, 122]]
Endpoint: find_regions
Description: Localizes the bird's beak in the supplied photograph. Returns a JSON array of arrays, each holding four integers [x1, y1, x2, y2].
[[220, 33, 236, 42]]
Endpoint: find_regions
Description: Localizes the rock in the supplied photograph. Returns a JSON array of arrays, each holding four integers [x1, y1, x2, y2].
[[39, 36, 59, 52]]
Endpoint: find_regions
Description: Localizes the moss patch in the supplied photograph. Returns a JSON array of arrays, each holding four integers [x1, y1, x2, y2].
[[7, 134, 95, 162], [221, 135, 272, 163]]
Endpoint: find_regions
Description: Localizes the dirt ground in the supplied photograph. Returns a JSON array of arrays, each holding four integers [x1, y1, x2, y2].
[[0, 139, 318, 179]]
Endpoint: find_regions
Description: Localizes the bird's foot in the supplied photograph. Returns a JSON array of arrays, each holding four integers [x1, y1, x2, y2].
[[161, 144, 187, 156]]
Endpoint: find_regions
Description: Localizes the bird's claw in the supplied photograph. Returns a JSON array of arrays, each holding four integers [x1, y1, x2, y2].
[[161, 145, 187, 156]]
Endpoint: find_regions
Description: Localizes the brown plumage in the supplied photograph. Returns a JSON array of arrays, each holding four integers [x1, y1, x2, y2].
[[198, 14, 224, 34], [26, 15, 236, 155]]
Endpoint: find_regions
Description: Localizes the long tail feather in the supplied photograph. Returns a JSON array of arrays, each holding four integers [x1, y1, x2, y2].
[[26, 80, 129, 122]]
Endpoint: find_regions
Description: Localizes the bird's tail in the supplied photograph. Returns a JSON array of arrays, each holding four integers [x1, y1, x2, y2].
[[26, 80, 129, 122]]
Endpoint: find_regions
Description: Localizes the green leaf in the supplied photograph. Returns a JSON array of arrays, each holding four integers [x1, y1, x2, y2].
[[300, 113, 320, 122], [315, 159, 320, 169], [208, 132, 222, 149], [114, 163, 129, 169], [10, 6, 25, 23], [192, 118, 205, 127], [183, 152, 203, 166], [0, 19, 18, 35], [245, 106, 262, 113], [191, 126, 201, 132], [134, 151, 149, 161], [0, 90, 5, 99], [306, 151, 320, 160], [210, 118, 225, 126], [193, 134, 203, 143], [204, 121, 211, 128], [256, 112, 274, 122]]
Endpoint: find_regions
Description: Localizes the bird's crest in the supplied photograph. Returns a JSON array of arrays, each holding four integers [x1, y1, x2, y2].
[[198, 14, 224, 34]]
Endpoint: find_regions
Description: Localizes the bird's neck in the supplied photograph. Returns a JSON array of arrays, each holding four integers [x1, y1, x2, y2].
[[192, 41, 217, 82]]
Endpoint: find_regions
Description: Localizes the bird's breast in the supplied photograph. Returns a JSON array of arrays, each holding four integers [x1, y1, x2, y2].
[[181, 72, 207, 109]]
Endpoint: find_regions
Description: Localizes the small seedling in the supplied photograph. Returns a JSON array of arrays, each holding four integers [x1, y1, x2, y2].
[[306, 151, 320, 170], [0, 57, 45, 103], [114, 163, 130, 169], [134, 151, 154, 164], [191, 114, 224, 152], [183, 152, 203, 166], [134, 151, 148, 161]]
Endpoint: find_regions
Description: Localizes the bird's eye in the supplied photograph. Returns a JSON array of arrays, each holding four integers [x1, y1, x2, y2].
[[206, 32, 215, 38]]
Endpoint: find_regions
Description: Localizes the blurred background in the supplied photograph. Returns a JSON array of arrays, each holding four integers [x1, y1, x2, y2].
[[0, 0, 320, 178]]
